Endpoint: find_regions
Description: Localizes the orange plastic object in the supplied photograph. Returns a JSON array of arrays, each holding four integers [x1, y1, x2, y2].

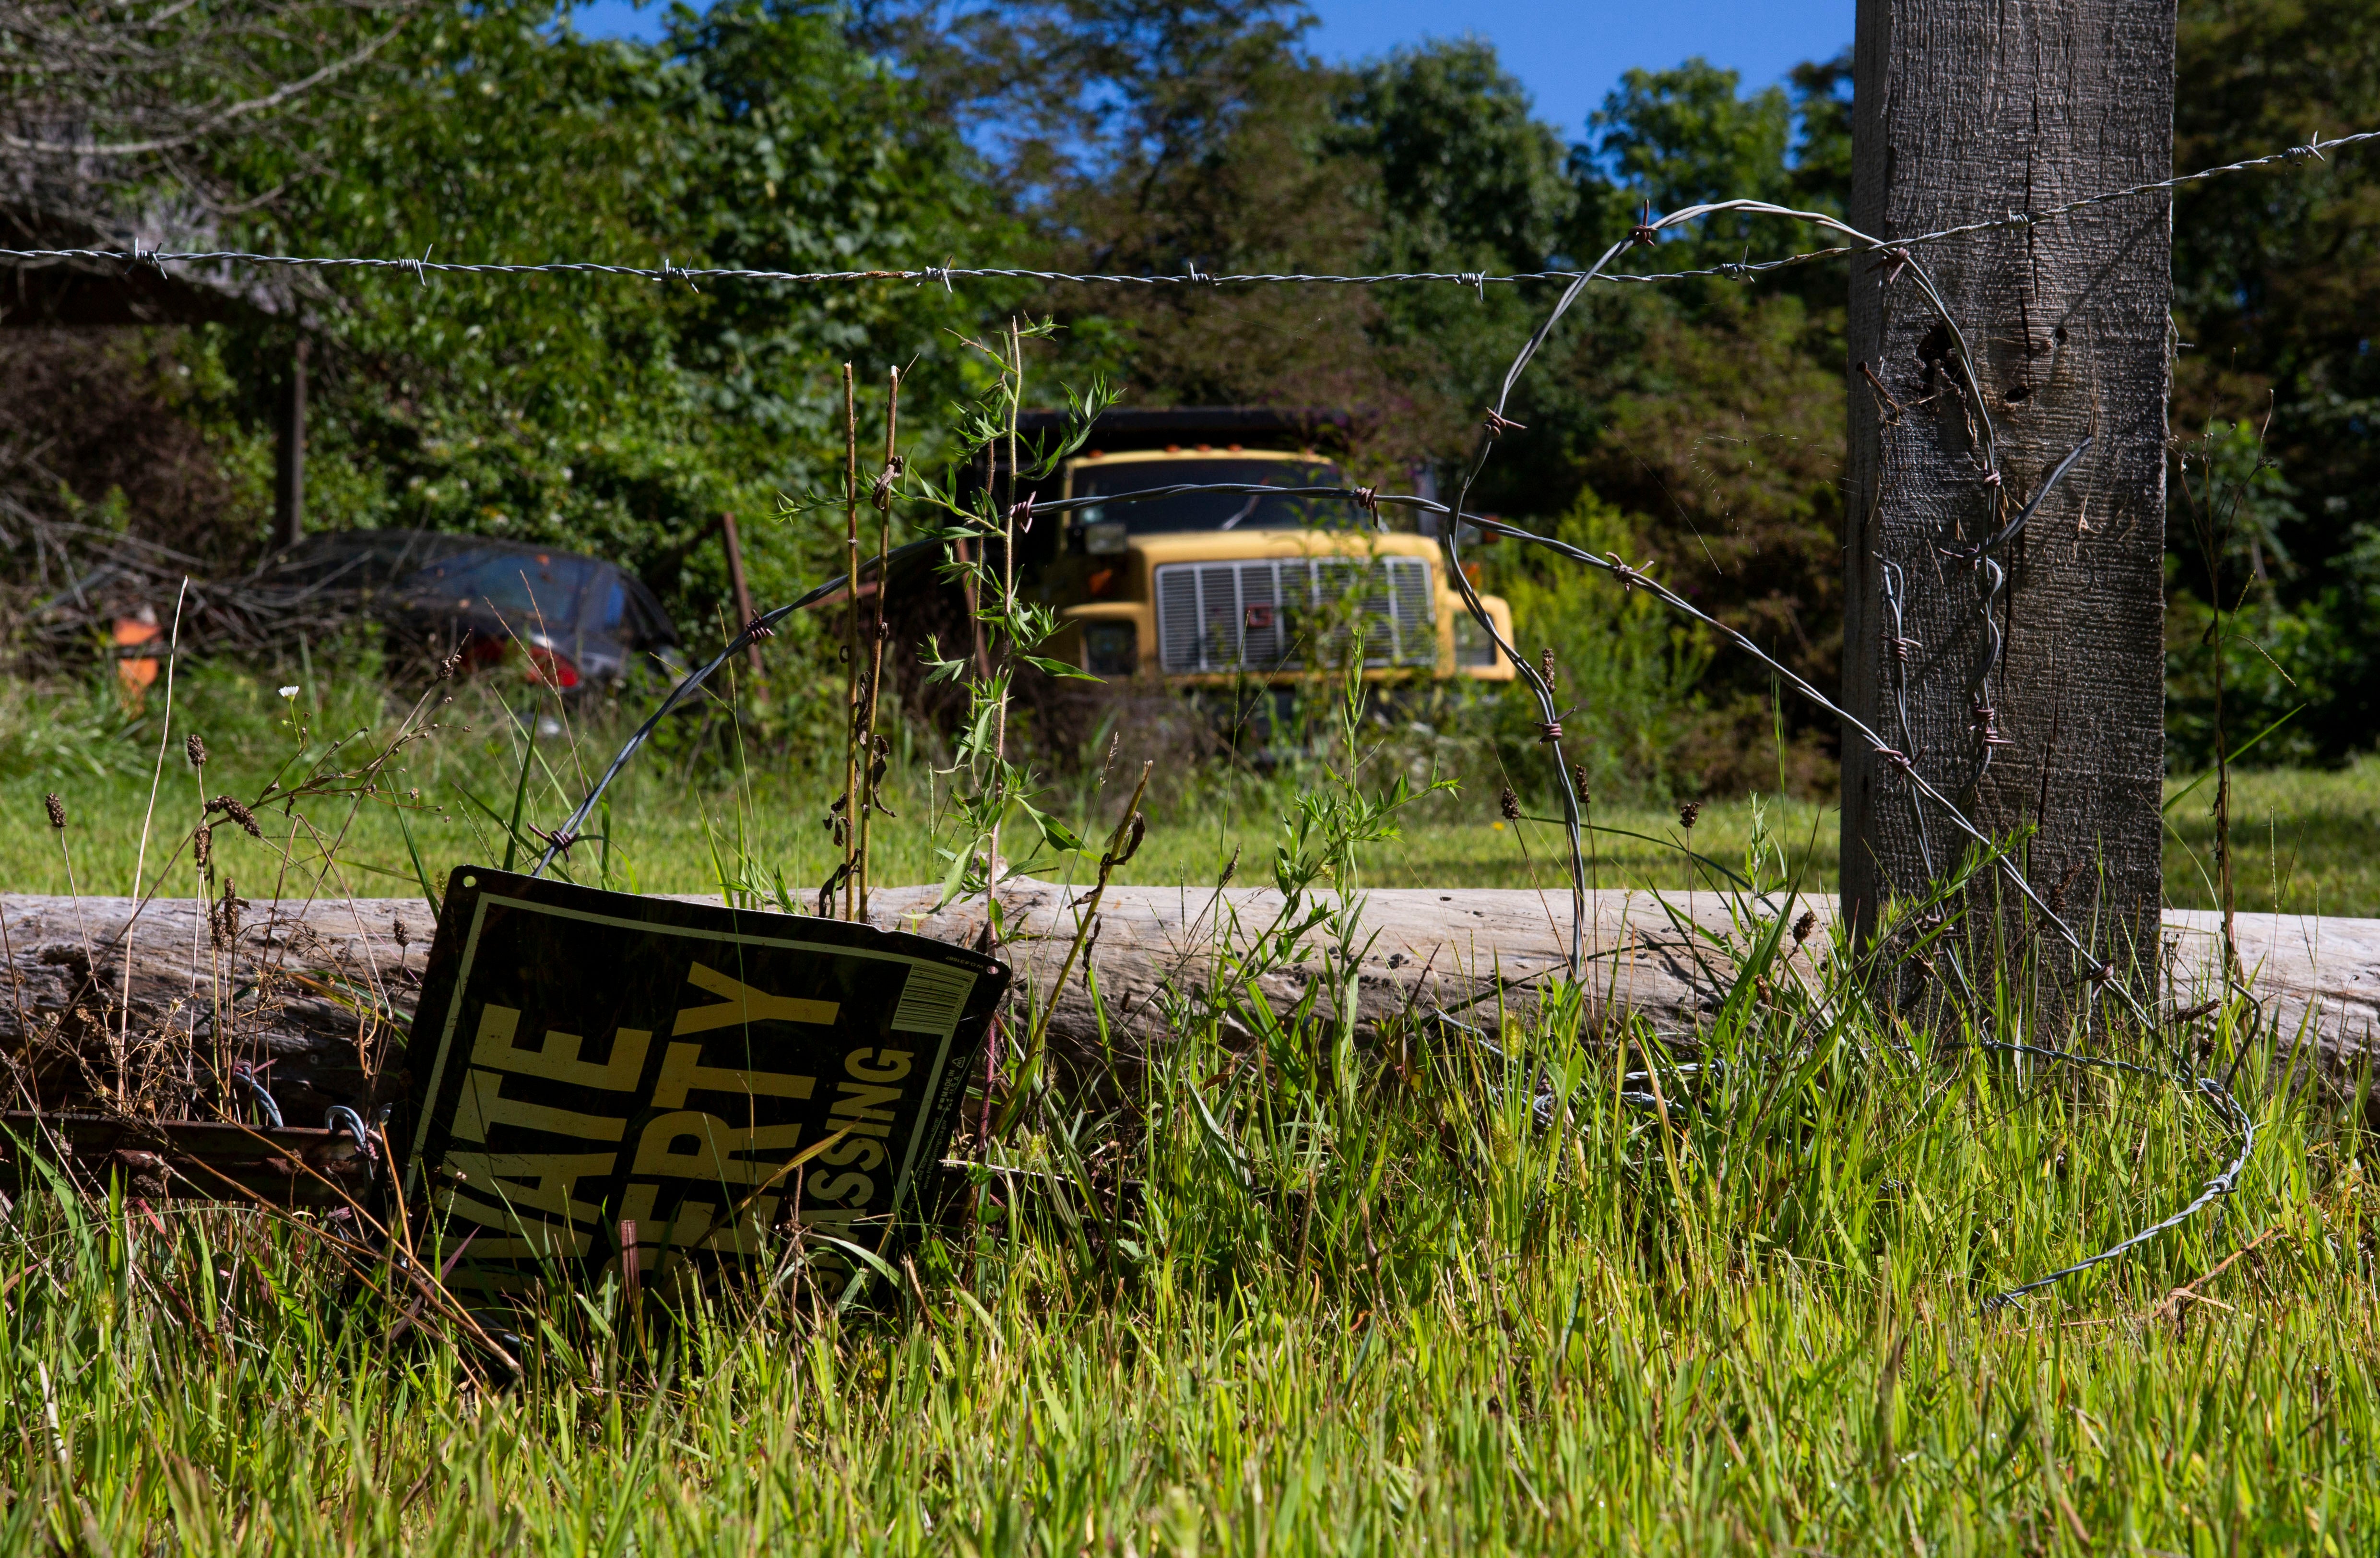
[[113, 610, 163, 702]]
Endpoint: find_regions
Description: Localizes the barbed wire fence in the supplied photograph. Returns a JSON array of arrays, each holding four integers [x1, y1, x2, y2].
[[3, 125, 2370, 289], [7, 122, 2364, 1307]]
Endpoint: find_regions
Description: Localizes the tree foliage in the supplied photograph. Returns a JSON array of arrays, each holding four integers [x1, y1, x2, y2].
[[2169, 0, 2380, 762], [11, 0, 2376, 776]]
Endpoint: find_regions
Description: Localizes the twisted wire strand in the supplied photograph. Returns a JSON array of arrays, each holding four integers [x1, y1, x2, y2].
[[1980, 1077, 2256, 1310], [0, 126, 2366, 292]]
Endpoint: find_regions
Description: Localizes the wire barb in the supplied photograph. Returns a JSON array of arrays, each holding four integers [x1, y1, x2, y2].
[[1601, 552, 1657, 592]]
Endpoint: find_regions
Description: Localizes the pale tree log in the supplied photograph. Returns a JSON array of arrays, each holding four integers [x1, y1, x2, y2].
[[1842, 0, 2175, 1000], [1, 892, 2372, 1124]]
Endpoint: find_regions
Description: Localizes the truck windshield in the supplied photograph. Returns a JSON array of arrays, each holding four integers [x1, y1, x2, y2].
[[1068, 458, 1352, 533]]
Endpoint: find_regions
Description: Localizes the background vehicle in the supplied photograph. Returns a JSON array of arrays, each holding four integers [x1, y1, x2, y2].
[[1009, 408, 1514, 689], [258, 531, 681, 690]]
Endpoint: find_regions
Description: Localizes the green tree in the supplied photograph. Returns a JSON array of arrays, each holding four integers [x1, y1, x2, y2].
[[2169, 0, 2380, 760], [1334, 37, 1574, 274], [203, 0, 993, 620]]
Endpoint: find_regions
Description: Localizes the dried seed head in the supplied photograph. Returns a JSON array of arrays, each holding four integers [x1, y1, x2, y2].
[[1792, 908, 1818, 945], [1679, 800, 1702, 829], [1114, 811, 1147, 866], [1499, 786, 1520, 822], [193, 824, 212, 869], [44, 793, 65, 829], [207, 795, 262, 839], [1539, 647, 1557, 692], [213, 876, 241, 950], [185, 733, 208, 769]]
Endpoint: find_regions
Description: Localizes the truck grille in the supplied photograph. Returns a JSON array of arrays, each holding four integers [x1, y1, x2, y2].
[[1154, 557, 1434, 675]]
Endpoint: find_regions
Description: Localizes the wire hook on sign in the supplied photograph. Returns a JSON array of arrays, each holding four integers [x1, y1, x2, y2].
[[231, 1064, 283, 1129], [325, 1105, 373, 1156]]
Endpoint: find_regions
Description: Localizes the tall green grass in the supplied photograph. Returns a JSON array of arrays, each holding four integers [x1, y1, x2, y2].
[[3, 656, 2374, 1552], [2, 917, 2367, 1551]]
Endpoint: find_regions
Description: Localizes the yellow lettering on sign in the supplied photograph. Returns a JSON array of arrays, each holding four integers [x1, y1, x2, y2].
[[445, 1150, 616, 1223], [817, 1133, 885, 1172], [450, 1068, 627, 1144], [701, 1195, 783, 1257], [808, 1171, 874, 1207], [844, 1048, 913, 1082], [828, 1081, 903, 1123], [471, 1005, 651, 1091], [435, 1186, 594, 1257], [671, 963, 840, 1036], [632, 1111, 805, 1186], [609, 1183, 714, 1278], [651, 1042, 815, 1110]]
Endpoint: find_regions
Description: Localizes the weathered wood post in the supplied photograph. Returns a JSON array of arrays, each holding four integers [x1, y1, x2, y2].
[[1842, 0, 2175, 1003], [273, 337, 308, 550]]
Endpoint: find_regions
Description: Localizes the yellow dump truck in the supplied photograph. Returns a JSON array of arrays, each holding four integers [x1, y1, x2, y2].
[[1017, 408, 1514, 687]]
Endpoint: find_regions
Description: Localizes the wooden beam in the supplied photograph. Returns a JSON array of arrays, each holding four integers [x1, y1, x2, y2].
[[717, 511, 761, 674]]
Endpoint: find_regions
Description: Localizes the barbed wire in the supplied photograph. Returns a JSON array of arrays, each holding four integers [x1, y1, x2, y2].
[[18, 104, 2301, 1306], [1980, 1075, 2256, 1311], [983, 132, 2263, 1305], [0, 127, 2368, 294]]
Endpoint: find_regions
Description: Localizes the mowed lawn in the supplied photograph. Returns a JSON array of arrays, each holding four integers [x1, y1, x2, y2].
[[3, 698, 2373, 916]]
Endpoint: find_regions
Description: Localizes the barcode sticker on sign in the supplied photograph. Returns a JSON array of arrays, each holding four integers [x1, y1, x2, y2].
[[891, 962, 976, 1037]]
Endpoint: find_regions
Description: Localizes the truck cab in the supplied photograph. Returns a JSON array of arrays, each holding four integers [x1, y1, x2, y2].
[[1019, 408, 1514, 687]]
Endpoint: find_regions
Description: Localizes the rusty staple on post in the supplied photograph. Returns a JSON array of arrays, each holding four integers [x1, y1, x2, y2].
[[1857, 360, 1906, 422]]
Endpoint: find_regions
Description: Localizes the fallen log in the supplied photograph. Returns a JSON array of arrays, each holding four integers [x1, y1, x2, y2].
[[0, 890, 2373, 1122], [866, 885, 2380, 1087]]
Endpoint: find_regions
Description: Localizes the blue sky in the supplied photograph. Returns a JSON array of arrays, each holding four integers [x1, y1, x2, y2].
[[568, 2, 1854, 135]]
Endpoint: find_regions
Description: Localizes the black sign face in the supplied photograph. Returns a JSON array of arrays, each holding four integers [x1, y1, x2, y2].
[[401, 868, 1006, 1291]]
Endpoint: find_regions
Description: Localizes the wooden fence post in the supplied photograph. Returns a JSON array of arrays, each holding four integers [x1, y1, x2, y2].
[[717, 511, 761, 674], [1842, 0, 2175, 1002], [273, 338, 308, 550]]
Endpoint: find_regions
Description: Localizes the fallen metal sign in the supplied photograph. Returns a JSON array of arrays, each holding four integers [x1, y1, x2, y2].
[[402, 867, 1007, 1291]]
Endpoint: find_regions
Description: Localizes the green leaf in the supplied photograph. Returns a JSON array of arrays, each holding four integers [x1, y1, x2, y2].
[[397, 803, 442, 918], [933, 842, 975, 912], [2164, 703, 2307, 814], [1018, 801, 1087, 854], [920, 633, 971, 683], [1018, 653, 1099, 681]]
